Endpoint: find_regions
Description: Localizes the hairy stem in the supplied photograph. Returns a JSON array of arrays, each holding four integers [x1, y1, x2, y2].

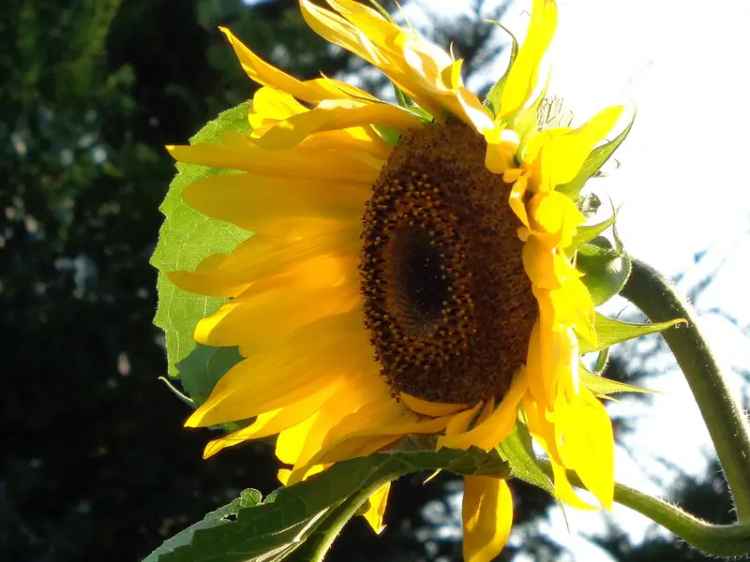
[[621, 259, 750, 521], [533, 459, 750, 556]]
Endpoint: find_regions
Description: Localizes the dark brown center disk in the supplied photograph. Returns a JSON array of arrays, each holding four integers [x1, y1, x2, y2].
[[359, 121, 537, 404]]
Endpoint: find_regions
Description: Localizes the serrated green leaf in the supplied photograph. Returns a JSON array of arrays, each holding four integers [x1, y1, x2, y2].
[[578, 237, 632, 305], [145, 448, 508, 562], [177, 344, 243, 406], [558, 110, 635, 199], [581, 371, 653, 397], [581, 313, 687, 354], [151, 103, 251, 377]]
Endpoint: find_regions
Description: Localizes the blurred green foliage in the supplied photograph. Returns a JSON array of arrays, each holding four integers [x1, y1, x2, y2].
[[0, 1, 735, 561]]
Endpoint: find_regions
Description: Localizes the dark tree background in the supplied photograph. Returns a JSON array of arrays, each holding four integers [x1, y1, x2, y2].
[[0, 1, 738, 561]]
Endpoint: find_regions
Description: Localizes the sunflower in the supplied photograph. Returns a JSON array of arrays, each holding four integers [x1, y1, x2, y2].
[[166, 0, 624, 559]]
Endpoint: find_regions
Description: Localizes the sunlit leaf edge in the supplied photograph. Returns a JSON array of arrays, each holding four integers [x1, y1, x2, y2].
[[150, 102, 251, 378]]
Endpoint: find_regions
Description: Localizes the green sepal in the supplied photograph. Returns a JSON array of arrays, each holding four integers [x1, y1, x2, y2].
[[591, 346, 610, 374], [581, 371, 653, 397], [577, 236, 632, 305], [558, 109, 635, 199], [570, 214, 615, 250], [143, 447, 508, 562], [150, 103, 251, 377], [498, 425, 553, 494], [581, 312, 687, 354], [176, 344, 243, 407], [483, 21, 519, 119], [372, 124, 401, 146]]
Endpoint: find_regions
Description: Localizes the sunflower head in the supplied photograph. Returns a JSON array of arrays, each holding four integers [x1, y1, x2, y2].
[[158, 1, 634, 560]]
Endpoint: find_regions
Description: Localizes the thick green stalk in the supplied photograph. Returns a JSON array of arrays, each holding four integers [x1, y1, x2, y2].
[[621, 259, 750, 521], [534, 460, 750, 556]]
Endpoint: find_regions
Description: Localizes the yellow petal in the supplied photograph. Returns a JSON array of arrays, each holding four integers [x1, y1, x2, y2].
[[550, 458, 596, 510], [462, 477, 513, 562], [184, 311, 371, 426], [300, 0, 494, 130], [202, 382, 339, 458], [276, 415, 318, 465], [168, 221, 360, 298], [499, 0, 557, 117], [256, 100, 422, 150], [437, 369, 527, 451], [399, 393, 468, 417], [528, 191, 584, 248], [539, 105, 623, 190], [182, 172, 367, 231], [193, 278, 360, 352], [248, 86, 308, 131], [285, 373, 394, 478], [555, 388, 614, 508], [166, 138, 383, 184], [522, 235, 559, 289], [220, 26, 372, 103], [508, 175, 530, 227], [362, 482, 391, 534], [300, 395, 451, 474], [445, 402, 483, 436]]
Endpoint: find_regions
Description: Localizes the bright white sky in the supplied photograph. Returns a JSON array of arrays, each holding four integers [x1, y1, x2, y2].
[[405, 0, 750, 559]]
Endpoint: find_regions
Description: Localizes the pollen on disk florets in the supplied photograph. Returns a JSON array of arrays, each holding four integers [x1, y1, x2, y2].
[[359, 121, 537, 404]]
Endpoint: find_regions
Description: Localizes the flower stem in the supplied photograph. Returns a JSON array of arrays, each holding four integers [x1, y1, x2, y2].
[[536, 459, 750, 556], [621, 259, 750, 522], [289, 483, 382, 562]]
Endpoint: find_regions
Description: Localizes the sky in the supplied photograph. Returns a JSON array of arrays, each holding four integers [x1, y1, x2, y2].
[[403, 0, 750, 559], [546, 1, 750, 558]]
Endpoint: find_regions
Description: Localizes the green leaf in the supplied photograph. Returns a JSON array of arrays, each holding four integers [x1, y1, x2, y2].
[[558, 109, 635, 199], [498, 425, 553, 494], [581, 313, 687, 354], [577, 237, 632, 305], [483, 20, 519, 118], [144, 448, 508, 562], [143, 489, 263, 562], [581, 371, 653, 397], [150, 103, 251, 377], [176, 344, 243, 406]]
